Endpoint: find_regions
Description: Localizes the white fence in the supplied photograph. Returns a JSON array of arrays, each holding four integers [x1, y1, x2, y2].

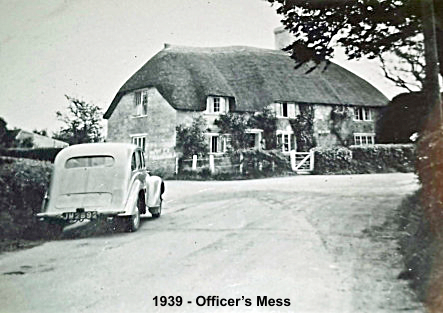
[[179, 150, 315, 175]]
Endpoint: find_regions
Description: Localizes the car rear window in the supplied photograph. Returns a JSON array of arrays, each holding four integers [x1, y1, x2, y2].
[[65, 156, 114, 168]]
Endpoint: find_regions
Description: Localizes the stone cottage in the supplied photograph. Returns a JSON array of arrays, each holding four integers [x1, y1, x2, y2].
[[104, 41, 388, 173]]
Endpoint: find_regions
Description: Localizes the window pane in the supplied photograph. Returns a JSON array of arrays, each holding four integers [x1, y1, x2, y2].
[[213, 98, 220, 112], [65, 156, 114, 168], [354, 136, 361, 145], [364, 108, 371, 120], [135, 92, 141, 105], [354, 108, 361, 120], [283, 134, 289, 151], [282, 103, 288, 117], [246, 133, 256, 148], [131, 153, 136, 171], [211, 136, 218, 153]]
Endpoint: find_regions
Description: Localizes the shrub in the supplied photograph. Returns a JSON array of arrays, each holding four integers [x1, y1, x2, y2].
[[0, 147, 63, 162], [0, 157, 55, 240], [313, 144, 416, 175], [175, 116, 208, 158]]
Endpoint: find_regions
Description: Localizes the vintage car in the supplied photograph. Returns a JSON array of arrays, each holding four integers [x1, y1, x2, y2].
[[37, 143, 164, 232]]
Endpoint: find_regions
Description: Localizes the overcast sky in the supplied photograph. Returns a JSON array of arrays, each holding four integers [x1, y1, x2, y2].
[[0, 0, 406, 134]]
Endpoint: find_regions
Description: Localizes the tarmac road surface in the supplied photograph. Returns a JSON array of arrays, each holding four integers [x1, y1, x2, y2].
[[0, 173, 424, 312]]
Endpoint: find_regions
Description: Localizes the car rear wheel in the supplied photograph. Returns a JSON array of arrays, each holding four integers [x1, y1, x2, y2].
[[152, 199, 162, 218], [123, 198, 142, 232]]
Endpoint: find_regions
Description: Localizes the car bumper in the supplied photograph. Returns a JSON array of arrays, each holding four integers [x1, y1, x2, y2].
[[36, 210, 126, 221]]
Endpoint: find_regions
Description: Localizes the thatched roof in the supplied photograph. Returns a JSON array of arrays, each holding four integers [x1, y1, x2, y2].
[[104, 45, 388, 119]]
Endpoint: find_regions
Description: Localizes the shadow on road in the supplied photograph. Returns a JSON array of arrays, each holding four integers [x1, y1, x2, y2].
[[60, 217, 155, 240]]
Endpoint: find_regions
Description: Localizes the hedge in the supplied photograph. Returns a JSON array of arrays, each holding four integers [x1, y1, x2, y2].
[[0, 157, 57, 241], [0, 147, 63, 162], [312, 144, 416, 175]]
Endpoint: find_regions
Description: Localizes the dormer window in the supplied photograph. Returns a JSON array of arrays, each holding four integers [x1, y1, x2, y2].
[[206, 96, 229, 114], [135, 90, 148, 116], [275, 102, 296, 118], [353, 107, 372, 121]]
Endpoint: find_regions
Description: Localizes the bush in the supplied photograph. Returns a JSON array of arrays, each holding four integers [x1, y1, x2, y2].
[[0, 147, 63, 162], [313, 144, 416, 175], [0, 157, 56, 240]]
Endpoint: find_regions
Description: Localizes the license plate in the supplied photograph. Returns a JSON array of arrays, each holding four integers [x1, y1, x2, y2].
[[62, 211, 98, 221]]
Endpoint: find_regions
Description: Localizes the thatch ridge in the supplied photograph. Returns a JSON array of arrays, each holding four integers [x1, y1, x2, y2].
[[104, 45, 388, 119]]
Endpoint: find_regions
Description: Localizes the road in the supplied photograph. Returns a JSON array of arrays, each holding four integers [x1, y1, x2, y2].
[[0, 173, 424, 312]]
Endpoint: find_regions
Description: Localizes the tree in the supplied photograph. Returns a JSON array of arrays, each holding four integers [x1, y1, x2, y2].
[[53, 95, 103, 145], [175, 116, 208, 158], [268, 1, 442, 310], [0, 117, 18, 148], [248, 107, 278, 149], [376, 92, 429, 143], [268, 0, 442, 114], [268, 0, 441, 67], [379, 36, 425, 92], [214, 113, 250, 151], [16, 136, 34, 148], [33, 129, 48, 136]]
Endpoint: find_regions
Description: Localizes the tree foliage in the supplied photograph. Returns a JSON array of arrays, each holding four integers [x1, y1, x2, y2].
[[248, 107, 278, 149], [268, 0, 442, 75], [0, 118, 18, 148], [175, 116, 209, 158], [53, 95, 103, 145], [289, 105, 316, 151], [214, 113, 251, 151], [376, 92, 429, 143]]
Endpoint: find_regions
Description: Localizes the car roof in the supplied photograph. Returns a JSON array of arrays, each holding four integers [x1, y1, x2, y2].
[[55, 143, 139, 163]]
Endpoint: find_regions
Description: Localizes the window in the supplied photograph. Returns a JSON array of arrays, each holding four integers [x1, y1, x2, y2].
[[131, 135, 147, 152], [353, 107, 372, 121], [275, 103, 296, 118], [135, 90, 148, 116], [276, 131, 295, 152], [131, 153, 137, 171], [139, 151, 145, 168], [246, 133, 256, 148], [208, 134, 230, 153], [282, 103, 288, 117], [354, 133, 375, 146], [210, 135, 220, 153], [213, 97, 220, 113], [65, 156, 114, 168], [206, 96, 229, 114]]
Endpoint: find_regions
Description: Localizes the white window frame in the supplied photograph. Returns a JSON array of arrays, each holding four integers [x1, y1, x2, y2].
[[130, 134, 147, 152], [275, 102, 296, 119], [207, 133, 228, 154], [134, 90, 149, 117], [206, 96, 229, 115], [245, 128, 263, 149], [276, 130, 295, 153], [353, 107, 372, 121], [354, 133, 375, 146]]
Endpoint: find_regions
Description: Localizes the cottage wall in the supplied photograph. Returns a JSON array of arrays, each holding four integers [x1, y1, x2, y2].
[[312, 105, 382, 147], [106, 88, 177, 173]]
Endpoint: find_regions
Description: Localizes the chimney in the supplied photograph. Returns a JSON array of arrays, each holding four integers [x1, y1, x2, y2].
[[273, 26, 294, 50], [164, 43, 171, 49]]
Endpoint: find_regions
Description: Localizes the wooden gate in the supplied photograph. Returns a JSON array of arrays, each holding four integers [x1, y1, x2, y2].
[[290, 151, 314, 173]]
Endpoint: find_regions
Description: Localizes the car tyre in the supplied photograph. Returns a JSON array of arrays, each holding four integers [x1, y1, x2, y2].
[[123, 197, 142, 232], [152, 199, 162, 218]]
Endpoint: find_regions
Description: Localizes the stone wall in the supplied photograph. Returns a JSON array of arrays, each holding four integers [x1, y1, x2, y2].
[[106, 88, 177, 172], [312, 105, 382, 147]]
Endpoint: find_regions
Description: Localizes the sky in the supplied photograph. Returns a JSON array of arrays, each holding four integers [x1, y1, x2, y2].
[[0, 0, 406, 135]]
